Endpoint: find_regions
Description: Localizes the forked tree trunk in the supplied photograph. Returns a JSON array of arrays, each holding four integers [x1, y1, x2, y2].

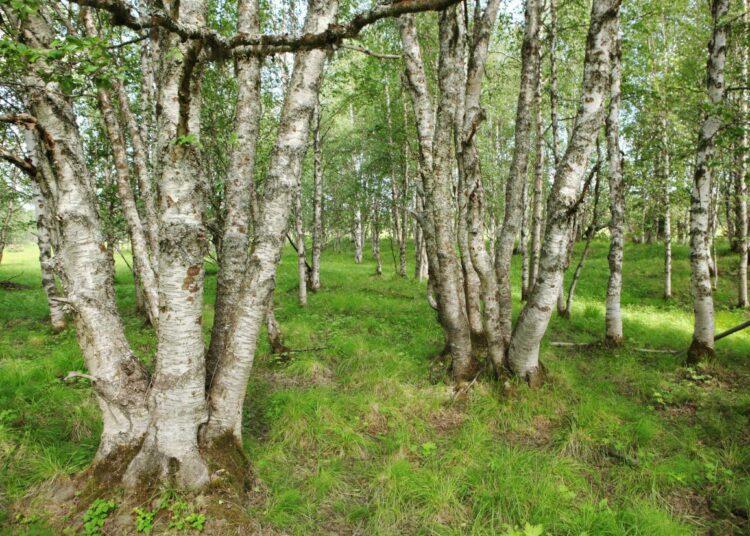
[[508, 0, 621, 385], [605, 30, 625, 344], [494, 0, 543, 358], [311, 99, 323, 292], [124, 0, 212, 489], [204, 0, 340, 444], [399, 9, 478, 383], [14, 7, 150, 470], [687, 0, 728, 364], [207, 0, 263, 375], [459, 0, 503, 371]]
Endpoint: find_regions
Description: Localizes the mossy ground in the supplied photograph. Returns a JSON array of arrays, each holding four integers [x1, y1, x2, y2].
[[1, 239, 750, 534]]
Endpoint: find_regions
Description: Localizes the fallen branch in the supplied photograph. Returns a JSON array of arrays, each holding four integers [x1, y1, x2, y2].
[[550, 341, 591, 347], [715, 319, 750, 342], [635, 348, 681, 355], [64, 371, 96, 382]]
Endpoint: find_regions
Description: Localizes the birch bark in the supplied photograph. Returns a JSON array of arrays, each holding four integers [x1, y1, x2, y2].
[[508, 0, 621, 384], [738, 0, 749, 308], [25, 131, 66, 332], [205, 0, 340, 443], [687, 0, 728, 363], [494, 0, 543, 356], [207, 0, 263, 374], [13, 6, 150, 470], [124, 0, 211, 489], [311, 99, 324, 291], [605, 28, 625, 344]]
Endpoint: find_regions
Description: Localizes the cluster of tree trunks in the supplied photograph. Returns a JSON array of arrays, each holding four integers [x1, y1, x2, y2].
[[3, 0, 740, 498]]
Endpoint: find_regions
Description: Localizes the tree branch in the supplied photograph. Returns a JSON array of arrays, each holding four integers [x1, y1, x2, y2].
[[69, 0, 462, 58], [0, 147, 36, 176]]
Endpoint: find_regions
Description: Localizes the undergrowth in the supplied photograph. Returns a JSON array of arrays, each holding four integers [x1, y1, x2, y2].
[[1, 239, 749, 534]]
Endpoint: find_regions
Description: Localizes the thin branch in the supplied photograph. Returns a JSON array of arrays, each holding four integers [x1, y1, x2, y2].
[[340, 43, 401, 60]]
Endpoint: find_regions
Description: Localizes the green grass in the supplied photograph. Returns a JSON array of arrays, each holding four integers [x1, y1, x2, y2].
[[1, 238, 750, 534]]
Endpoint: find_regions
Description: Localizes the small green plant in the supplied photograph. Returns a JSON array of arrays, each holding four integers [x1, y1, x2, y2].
[[82, 498, 117, 535], [419, 442, 437, 457], [133, 507, 156, 534], [167, 500, 206, 531]]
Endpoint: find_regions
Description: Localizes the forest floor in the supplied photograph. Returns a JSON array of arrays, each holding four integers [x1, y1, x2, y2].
[[1, 239, 750, 535]]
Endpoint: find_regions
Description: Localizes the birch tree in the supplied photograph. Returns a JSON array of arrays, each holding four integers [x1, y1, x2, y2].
[[687, 0, 729, 364], [507, 0, 621, 384], [605, 26, 625, 345]]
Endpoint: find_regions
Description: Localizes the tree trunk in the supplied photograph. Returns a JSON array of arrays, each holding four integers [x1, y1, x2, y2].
[[529, 45, 545, 296], [508, 0, 621, 385], [739, 1, 749, 308], [206, 0, 263, 377], [563, 157, 601, 317], [205, 0, 339, 444], [14, 6, 150, 473], [399, 9, 478, 384], [663, 125, 673, 300], [311, 99, 323, 292], [353, 209, 363, 263], [295, 181, 309, 304], [84, 10, 159, 327], [605, 30, 625, 344], [494, 0, 543, 358], [24, 132, 67, 331], [687, 0, 728, 363], [371, 197, 383, 276], [124, 0, 211, 489]]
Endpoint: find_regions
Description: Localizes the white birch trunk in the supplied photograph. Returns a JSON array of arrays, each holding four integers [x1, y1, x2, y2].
[[494, 0, 543, 356], [508, 0, 621, 384], [207, 0, 263, 373], [605, 29, 625, 343], [25, 131, 66, 332], [739, 0, 749, 308], [687, 0, 728, 363], [295, 180, 308, 304], [124, 0, 211, 489], [311, 99, 323, 291], [205, 0, 340, 444], [529, 46, 545, 295], [16, 7, 151, 470]]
